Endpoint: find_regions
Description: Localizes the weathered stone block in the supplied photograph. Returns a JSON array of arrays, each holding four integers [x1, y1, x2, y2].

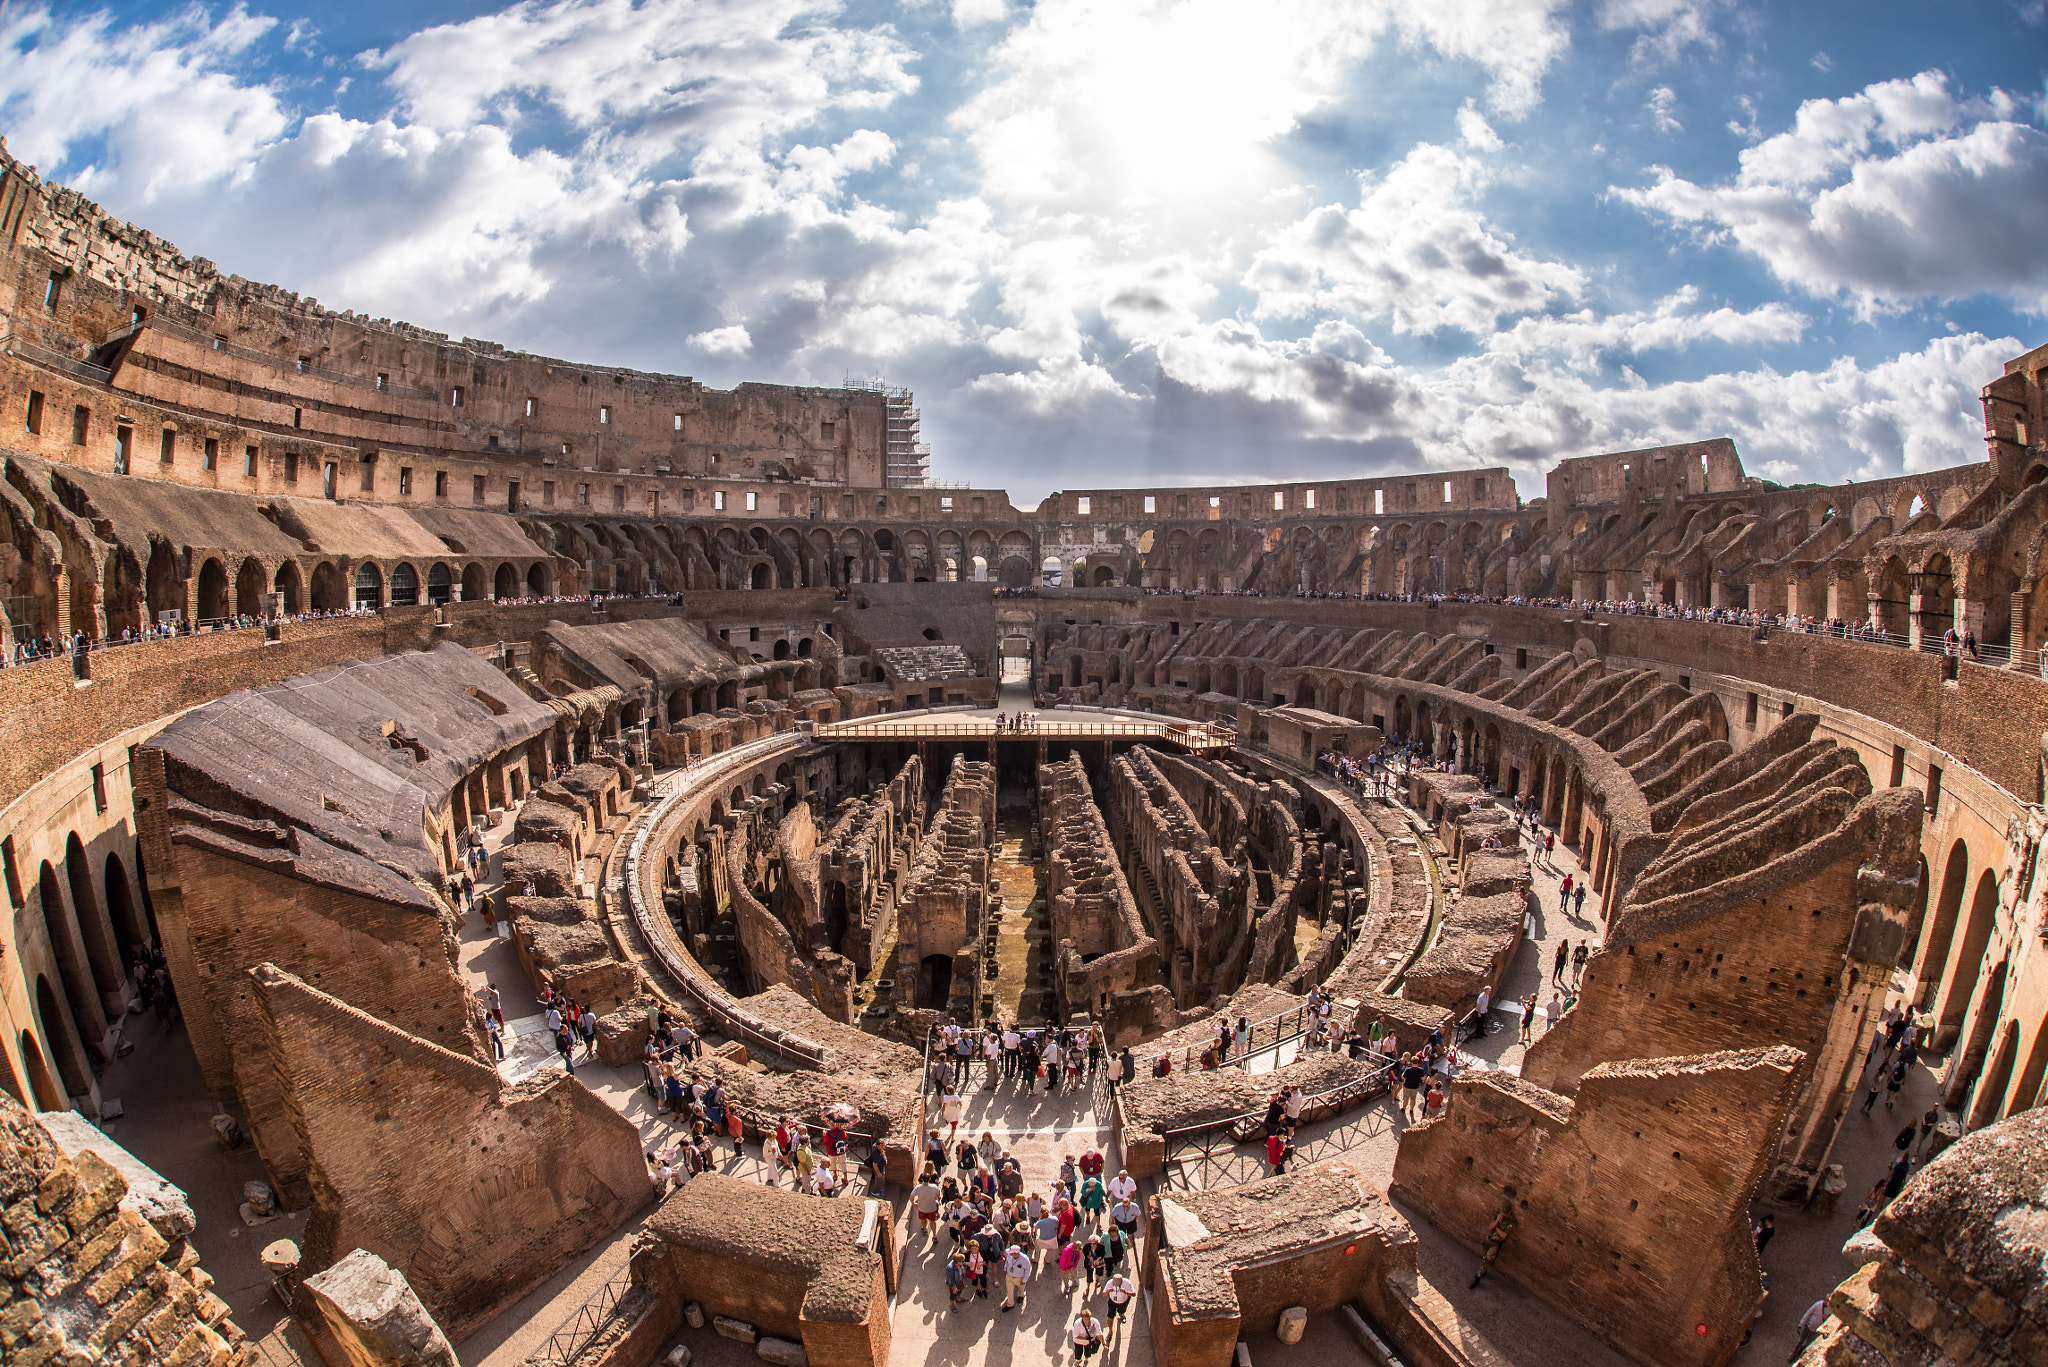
[[756, 1336, 808, 1367], [714, 1316, 758, 1344]]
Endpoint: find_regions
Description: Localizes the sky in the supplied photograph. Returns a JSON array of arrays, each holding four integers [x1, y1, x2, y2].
[[0, 1, 2043, 504]]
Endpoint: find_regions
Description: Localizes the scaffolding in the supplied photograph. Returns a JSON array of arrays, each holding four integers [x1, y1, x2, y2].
[[846, 377, 931, 487]]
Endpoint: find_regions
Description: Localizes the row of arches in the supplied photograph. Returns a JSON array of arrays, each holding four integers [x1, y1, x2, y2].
[[180, 554, 553, 620]]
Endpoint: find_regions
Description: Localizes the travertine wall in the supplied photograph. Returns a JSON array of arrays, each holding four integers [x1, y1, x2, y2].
[[249, 963, 652, 1339], [1391, 1047, 1805, 1367]]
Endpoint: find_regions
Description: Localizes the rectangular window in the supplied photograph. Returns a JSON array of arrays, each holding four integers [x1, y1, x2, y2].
[[399, 466, 413, 496], [284, 451, 299, 484], [293, 406, 303, 430], [376, 372, 388, 391], [778, 493, 794, 514], [450, 387, 464, 408], [0, 835, 18, 907], [908, 496, 921, 516], [472, 474, 486, 504], [876, 496, 888, 515], [203, 437, 217, 471], [507, 480, 520, 511], [24, 391, 42, 435], [213, 335, 227, 350], [245, 445, 258, 477], [578, 484, 590, 506], [613, 485, 626, 511], [296, 355, 310, 374], [1305, 489, 1316, 510], [1077, 496, 1091, 515], [940, 495, 954, 512], [1473, 477, 1487, 498], [673, 413, 682, 431], [1209, 496, 1220, 508], [599, 405, 611, 424], [1515, 648, 1528, 670], [159, 429, 175, 464], [71, 405, 88, 446], [1889, 745, 1907, 788], [1144, 495, 1156, 514], [714, 491, 726, 511], [1744, 692, 1759, 726], [360, 462, 374, 493], [43, 272, 59, 310], [525, 396, 538, 417], [745, 491, 758, 511], [542, 480, 555, 507], [113, 425, 132, 474], [1443, 480, 1454, 503], [821, 420, 834, 439], [434, 470, 448, 498], [1926, 764, 1943, 814], [90, 764, 106, 815], [1273, 491, 1285, 511], [1374, 488, 1384, 515]]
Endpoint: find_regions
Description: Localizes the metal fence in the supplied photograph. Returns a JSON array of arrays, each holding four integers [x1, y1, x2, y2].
[[526, 1266, 638, 1367], [1159, 1060, 1398, 1189]]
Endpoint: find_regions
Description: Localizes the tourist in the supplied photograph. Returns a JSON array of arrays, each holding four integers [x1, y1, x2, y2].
[[1543, 993, 1562, 1032], [965, 1242, 989, 1300], [1102, 1271, 1136, 1332], [1884, 1057, 1908, 1110], [1571, 942, 1589, 983], [946, 1250, 970, 1310], [865, 1141, 890, 1196], [1070, 1307, 1106, 1362], [999, 1243, 1033, 1311], [1753, 1214, 1775, 1256], [1518, 995, 1536, 1044], [1058, 1234, 1082, 1293], [983, 1030, 1001, 1085], [1282, 1084, 1305, 1128], [1573, 884, 1587, 917], [1110, 1195, 1140, 1248], [793, 1137, 818, 1189], [1791, 1299, 1830, 1360], [1266, 1130, 1291, 1176], [913, 1174, 944, 1246], [1087, 1023, 1105, 1074], [979, 1129, 1002, 1170], [1117, 1048, 1136, 1090], [554, 1025, 577, 1072], [486, 1016, 505, 1061], [1399, 1055, 1425, 1117], [1034, 1205, 1062, 1269], [813, 1162, 839, 1198], [1078, 1170, 1105, 1227], [821, 1117, 850, 1180], [1551, 941, 1568, 985], [761, 1128, 784, 1186], [926, 1129, 949, 1175], [1853, 1180, 1889, 1229]]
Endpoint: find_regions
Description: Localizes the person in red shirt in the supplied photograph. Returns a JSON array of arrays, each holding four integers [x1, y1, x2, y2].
[[1078, 1148, 1104, 1179], [1265, 1132, 1291, 1176]]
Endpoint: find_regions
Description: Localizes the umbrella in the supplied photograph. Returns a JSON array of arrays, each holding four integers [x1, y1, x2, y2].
[[820, 1102, 859, 1125]]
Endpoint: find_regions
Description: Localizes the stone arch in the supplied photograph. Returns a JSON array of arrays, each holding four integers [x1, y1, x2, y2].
[[309, 560, 343, 612], [64, 833, 123, 1003], [1971, 1015, 2019, 1130], [461, 563, 486, 602], [1935, 868, 2002, 1047], [234, 557, 266, 617], [196, 557, 229, 622], [103, 851, 147, 953], [389, 561, 421, 607], [33, 972, 88, 1100], [354, 561, 384, 609], [2011, 1014, 2048, 1117], [1914, 839, 1970, 993], [426, 563, 453, 605], [750, 563, 771, 590], [494, 562, 517, 599], [18, 1023, 63, 1110], [273, 560, 303, 615], [33, 860, 102, 1062], [526, 563, 548, 597]]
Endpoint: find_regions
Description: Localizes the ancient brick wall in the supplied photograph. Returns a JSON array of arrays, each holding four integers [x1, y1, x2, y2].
[[893, 755, 993, 1020], [1039, 754, 1159, 1032], [0, 1090, 249, 1367], [1391, 1047, 1804, 1367], [249, 963, 652, 1339]]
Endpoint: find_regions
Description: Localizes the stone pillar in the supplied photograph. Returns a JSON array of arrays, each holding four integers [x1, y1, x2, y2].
[[51, 566, 70, 641], [303, 1248, 458, 1367], [2009, 587, 2030, 669], [1907, 576, 1925, 650]]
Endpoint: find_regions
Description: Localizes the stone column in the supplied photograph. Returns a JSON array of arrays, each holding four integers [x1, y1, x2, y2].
[[303, 1249, 458, 1367], [2009, 587, 2031, 669], [1907, 575, 1926, 650]]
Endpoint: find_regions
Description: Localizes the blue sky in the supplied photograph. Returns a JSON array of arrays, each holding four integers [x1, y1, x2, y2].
[[1, 0, 2044, 503]]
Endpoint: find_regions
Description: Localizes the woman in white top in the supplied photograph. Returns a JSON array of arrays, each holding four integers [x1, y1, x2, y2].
[[940, 1088, 965, 1136], [761, 1132, 783, 1186]]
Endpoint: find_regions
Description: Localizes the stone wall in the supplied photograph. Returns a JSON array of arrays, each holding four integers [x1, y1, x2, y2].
[[1039, 754, 1159, 1033], [1391, 1046, 1805, 1367], [894, 755, 993, 1020], [249, 963, 652, 1339], [0, 1089, 249, 1366]]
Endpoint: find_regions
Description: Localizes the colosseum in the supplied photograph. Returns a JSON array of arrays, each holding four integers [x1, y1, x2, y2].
[[0, 141, 2042, 1367]]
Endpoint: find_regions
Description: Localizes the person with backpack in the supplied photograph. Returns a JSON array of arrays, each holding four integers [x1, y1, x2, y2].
[[1069, 1308, 1106, 1362]]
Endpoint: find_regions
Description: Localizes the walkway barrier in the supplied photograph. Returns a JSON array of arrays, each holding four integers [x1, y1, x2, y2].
[[526, 1264, 639, 1367], [1159, 1060, 1398, 1190]]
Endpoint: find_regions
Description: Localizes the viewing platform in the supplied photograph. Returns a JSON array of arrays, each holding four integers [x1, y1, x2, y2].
[[806, 706, 1235, 752]]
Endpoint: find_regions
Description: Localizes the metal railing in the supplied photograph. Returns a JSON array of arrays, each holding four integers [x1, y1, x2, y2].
[[813, 714, 1233, 749], [526, 1265, 638, 1367], [1159, 1060, 1398, 1187], [1142, 1005, 1319, 1078], [6, 337, 112, 383]]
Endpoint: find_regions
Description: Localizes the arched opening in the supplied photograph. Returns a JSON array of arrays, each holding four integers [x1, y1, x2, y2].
[[103, 853, 144, 959], [919, 953, 954, 1009], [460, 563, 485, 602], [494, 562, 517, 600], [998, 556, 1032, 587], [310, 561, 344, 612], [797, 637, 813, 658], [1971, 1018, 2019, 1130], [65, 834, 124, 1003], [18, 1029, 61, 1110], [388, 562, 420, 607], [273, 561, 303, 615], [195, 558, 228, 622], [1091, 565, 1116, 587], [750, 563, 771, 590], [773, 640, 790, 660], [526, 564, 547, 597], [972, 555, 988, 582], [34, 975, 88, 1100], [1041, 556, 1063, 587], [1914, 840, 1969, 996], [36, 862, 102, 1062], [2011, 1017, 2048, 1117], [0, 1042, 22, 1107], [353, 562, 383, 609], [2024, 463, 2048, 489], [426, 563, 452, 606], [1936, 869, 2002, 1046], [234, 558, 266, 618]]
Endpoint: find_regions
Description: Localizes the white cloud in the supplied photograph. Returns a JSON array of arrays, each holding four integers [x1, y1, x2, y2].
[[1246, 143, 1584, 336], [1619, 70, 2048, 310], [951, 0, 1008, 26], [1456, 100, 1502, 151], [1487, 287, 1807, 364], [1646, 86, 1681, 134], [1599, 0, 1728, 66], [689, 324, 753, 355]]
